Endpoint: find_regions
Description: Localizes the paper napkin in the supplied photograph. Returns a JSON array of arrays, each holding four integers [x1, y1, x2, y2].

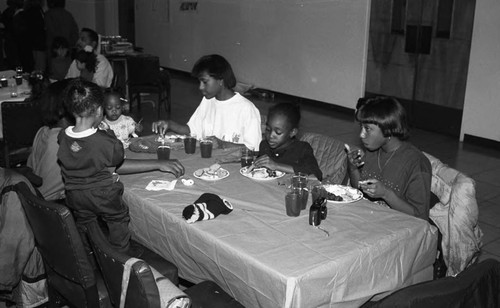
[[146, 180, 177, 191]]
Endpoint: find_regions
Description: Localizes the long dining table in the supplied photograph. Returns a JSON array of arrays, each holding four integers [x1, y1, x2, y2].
[[121, 139, 438, 308]]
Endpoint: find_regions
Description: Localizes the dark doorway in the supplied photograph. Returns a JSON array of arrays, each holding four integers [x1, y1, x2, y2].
[[365, 0, 476, 137]]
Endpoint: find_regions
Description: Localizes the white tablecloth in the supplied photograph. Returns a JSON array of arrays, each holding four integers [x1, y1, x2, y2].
[[0, 70, 31, 139], [121, 145, 438, 308]]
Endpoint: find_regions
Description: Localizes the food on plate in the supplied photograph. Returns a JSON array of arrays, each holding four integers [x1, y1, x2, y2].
[[195, 164, 227, 179], [246, 167, 277, 178], [327, 192, 343, 202], [323, 184, 362, 203]]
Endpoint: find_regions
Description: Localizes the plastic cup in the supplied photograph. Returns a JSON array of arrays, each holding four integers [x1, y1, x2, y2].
[[299, 188, 309, 210], [240, 148, 254, 167], [15, 75, 23, 86], [156, 145, 171, 160], [1, 77, 7, 87], [200, 140, 213, 158], [9, 83, 18, 98], [183, 135, 197, 154], [285, 191, 301, 217], [292, 173, 308, 189]]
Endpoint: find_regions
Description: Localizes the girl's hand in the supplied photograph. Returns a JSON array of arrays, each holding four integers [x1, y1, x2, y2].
[[359, 179, 387, 199], [152, 120, 168, 136], [346, 148, 365, 169], [254, 155, 277, 170]]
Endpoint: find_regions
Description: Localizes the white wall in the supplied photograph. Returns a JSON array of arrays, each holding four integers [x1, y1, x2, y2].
[[135, 0, 370, 109], [461, 0, 500, 142]]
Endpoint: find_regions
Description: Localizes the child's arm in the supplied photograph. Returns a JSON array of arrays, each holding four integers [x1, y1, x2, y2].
[[254, 155, 295, 175]]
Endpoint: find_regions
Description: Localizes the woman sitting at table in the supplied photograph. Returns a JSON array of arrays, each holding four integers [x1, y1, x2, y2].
[[347, 96, 432, 220], [27, 78, 185, 201], [152, 54, 262, 150]]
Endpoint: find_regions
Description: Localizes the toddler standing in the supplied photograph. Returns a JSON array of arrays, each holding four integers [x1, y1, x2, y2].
[[57, 79, 132, 254], [101, 91, 142, 148]]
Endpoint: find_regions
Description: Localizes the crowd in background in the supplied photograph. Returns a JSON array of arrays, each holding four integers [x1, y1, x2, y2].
[[0, 0, 78, 80]]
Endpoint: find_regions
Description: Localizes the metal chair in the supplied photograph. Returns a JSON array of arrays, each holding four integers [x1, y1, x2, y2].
[[127, 55, 171, 119], [14, 182, 111, 308], [1, 100, 43, 167], [86, 220, 245, 308]]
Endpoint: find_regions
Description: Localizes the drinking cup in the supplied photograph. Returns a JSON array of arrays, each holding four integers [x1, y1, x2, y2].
[[292, 172, 308, 189], [240, 147, 254, 167], [200, 139, 213, 158], [285, 191, 301, 217], [0, 77, 7, 88], [15, 75, 23, 86], [9, 83, 18, 98], [183, 135, 197, 154], [299, 188, 309, 210], [157, 145, 171, 160]]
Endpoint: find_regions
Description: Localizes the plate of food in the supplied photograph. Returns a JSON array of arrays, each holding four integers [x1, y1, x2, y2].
[[323, 184, 363, 204], [240, 167, 285, 181], [193, 164, 229, 181], [129, 135, 185, 153]]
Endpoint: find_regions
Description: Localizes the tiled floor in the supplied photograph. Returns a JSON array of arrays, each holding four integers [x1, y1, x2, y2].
[[2, 71, 500, 308], [153, 71, 500, 263]]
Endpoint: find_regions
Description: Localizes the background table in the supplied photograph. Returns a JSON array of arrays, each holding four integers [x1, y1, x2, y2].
[[0, 70, 31, 139], [121, 145, 438, 308]]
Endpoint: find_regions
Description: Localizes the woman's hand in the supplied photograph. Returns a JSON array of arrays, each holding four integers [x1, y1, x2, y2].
[[158, 159, 185, 178], [358, 179, 388, 199], [254, 155, 277, 170], [152, 120, 169, 136]]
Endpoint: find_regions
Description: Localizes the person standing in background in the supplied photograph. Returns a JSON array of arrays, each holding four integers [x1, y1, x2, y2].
[[44, 0, 79, 71], [12, 0, 46, 72], [0, 0, 24, 69]]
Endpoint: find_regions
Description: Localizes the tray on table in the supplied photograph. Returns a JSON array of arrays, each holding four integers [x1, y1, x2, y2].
[[128, 135, 185, 153]]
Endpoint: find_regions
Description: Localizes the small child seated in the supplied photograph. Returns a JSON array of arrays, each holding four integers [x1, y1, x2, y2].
[[101, 90, 142, 148], [57, 79, 132, 254], [49, 36, 72, 81], [254, 103, 322, 180]]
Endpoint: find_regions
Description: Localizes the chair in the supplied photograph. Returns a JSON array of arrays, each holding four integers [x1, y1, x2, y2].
[[14, 182, 111, 308], [1, 100, 43, 167], [298, 132, 348, 184], [424, 152, 483, 277], [360, 259, 500, 308], [127, 55, 171, 119], [86, 221, 245, 308]]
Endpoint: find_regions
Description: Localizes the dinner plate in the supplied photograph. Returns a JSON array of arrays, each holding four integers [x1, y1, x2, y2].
[[239, 167, 285, 181], [193, 167, 230, 181], [323, 184, 363, 204]]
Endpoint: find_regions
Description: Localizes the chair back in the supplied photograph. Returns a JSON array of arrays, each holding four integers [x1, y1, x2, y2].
[[14, 182, 103, 308], [2, 100, 43, 167], [86, 221, 189, 308], [127, 55, 160, 86], [424, 152, 482, 276], [362, 259, 500, 308], [298, 132, 348, 184]]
